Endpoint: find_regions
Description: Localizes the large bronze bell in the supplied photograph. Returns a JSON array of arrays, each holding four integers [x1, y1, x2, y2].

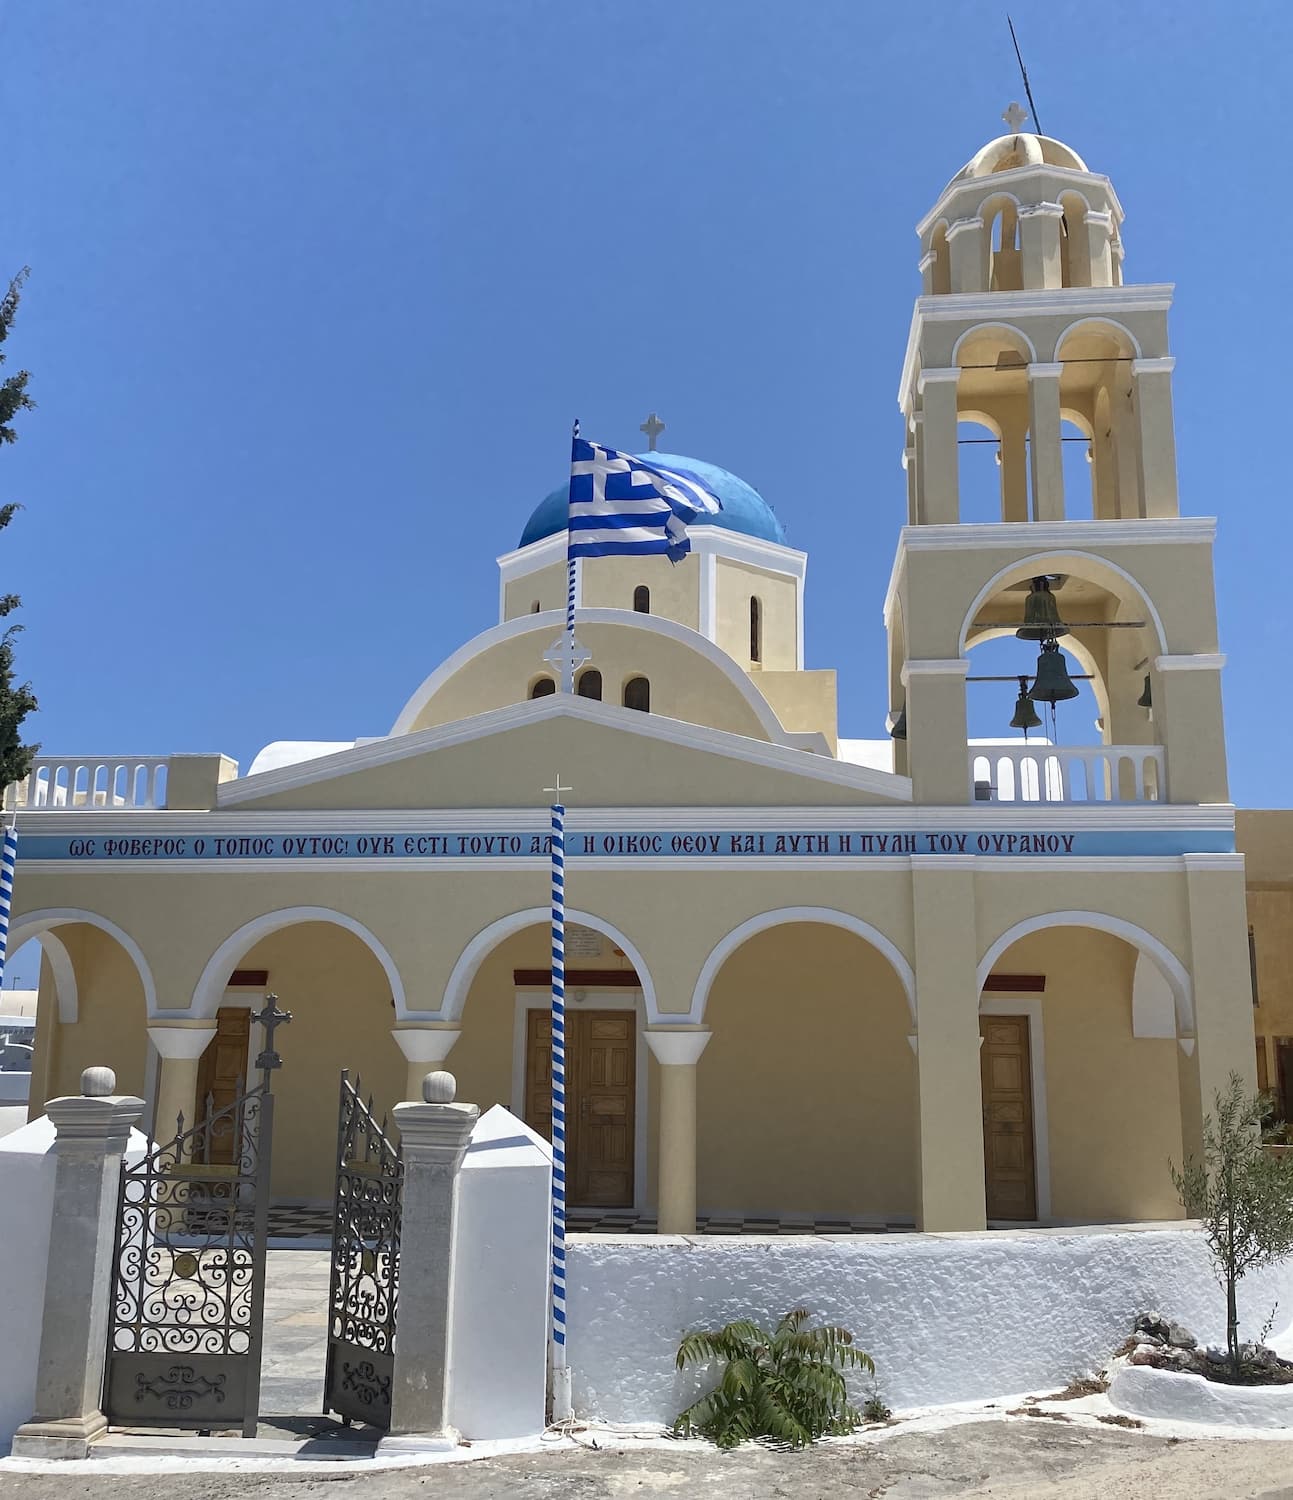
[[1016, 577, 1069, 641], [1010, 676, 1043, 733], [1137, 674, 1153, 710], [1028, 639, 1080, 703], [889, 705, 907, 741]]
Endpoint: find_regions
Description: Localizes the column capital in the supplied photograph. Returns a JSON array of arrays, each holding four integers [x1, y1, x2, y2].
[[46, 1091, 144, 1151], [1132, 356, 1176, 377], [901, 658, 969, 686], [147, 1023, 217, 1060], [393, 1098, 480, 1169], [1018, 200, 1065, 219], [1154, 652, 1226, 672], [1085, 210, 1115, 230], [917, 366, 960, 392], [644, 1028, 712, 1066], [918, 249, 937, 273], [391, 1027, 461, 1065], [945, 215, 984, 240], [1028, 361, 1064, 380]]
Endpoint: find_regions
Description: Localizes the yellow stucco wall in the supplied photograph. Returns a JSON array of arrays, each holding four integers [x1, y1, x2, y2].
[[716, 559, 798, 672], [998, 928, 1185, 1222], [698, 923, 917, 1217], [577, 555, 701, 632], [755, 670, 838, 752], [47, 924, 149, 1102], [1237, 811, 1293, 1101], [405, 623, 778, 742]]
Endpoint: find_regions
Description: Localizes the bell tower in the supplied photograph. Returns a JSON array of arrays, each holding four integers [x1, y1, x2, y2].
[[886, 111, 1227, 809]]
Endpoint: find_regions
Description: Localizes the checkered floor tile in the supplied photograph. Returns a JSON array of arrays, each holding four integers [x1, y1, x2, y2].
[[263, 1205, 915, 1240]]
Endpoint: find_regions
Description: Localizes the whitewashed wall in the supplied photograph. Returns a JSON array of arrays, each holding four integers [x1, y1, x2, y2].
[[565, 1227, 1293, 1422]]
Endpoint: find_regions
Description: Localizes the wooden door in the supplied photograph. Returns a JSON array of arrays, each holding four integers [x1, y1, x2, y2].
[[194, 1006, 251, 1163], [525, 1008, 635, 1208], [980, 1015, 1037, 1221]]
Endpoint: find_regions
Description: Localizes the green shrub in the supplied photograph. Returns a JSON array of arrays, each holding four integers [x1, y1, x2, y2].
[[673, 1308, 875, 1449]]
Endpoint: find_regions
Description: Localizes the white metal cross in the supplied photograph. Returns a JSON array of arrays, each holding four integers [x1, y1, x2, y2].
[[542, 630, 592, 693], [544, 772, 573, 800], [1002, 101, 1029, 132], [639, 411, 665, 451]]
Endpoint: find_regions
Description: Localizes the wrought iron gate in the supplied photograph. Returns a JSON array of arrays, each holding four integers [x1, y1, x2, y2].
[[103, 1001, 289, 1438], [324, 1071, 402, 1429]]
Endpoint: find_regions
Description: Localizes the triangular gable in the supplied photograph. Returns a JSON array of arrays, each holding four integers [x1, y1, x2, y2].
[[219, 698, 910, 811]]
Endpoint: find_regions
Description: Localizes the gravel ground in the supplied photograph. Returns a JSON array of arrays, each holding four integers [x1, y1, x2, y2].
[[3, 1420, 1293, 1499]]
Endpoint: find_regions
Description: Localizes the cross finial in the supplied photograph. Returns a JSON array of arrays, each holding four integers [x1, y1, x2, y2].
[[1002, 101, 1029, 133], [252, 994, 293, 1091], [544, 771, 573, 801], [639, 411, 665, 451]]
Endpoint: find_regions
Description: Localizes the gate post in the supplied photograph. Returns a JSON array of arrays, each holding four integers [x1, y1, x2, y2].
[[387, 1070, 478, 1443], [12, 1068, 144, 1459]]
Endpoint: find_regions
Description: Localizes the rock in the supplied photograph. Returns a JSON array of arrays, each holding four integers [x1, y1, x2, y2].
[[1135, 1312, 1171, 1341], [1130, 1345, 1162, 1366], [1135, 1330, 1165, 1347], [1205, 1344, 1228, 1364], [1166, 1323, 1196, 1349]]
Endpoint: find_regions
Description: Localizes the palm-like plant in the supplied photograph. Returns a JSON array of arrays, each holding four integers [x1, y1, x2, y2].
[[674, 1308, 875, 1449]]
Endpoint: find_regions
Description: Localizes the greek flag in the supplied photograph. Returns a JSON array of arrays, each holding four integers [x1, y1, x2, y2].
[[567, 437, 722, 562]]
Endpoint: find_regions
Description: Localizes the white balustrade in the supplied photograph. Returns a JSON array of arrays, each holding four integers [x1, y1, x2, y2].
[[2, 757, 171, 811], [969, 744, 1165, 804]]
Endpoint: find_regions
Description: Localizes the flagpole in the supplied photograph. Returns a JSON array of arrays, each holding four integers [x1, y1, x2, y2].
[[563, 421, 579, 694], [545, 774, 573, 1423], [0, 818, 17, 990]]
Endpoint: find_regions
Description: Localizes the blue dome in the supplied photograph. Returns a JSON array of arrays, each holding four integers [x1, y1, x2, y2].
[[517, 452, 786, 549]]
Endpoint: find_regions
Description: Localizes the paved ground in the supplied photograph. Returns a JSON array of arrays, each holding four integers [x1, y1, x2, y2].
[[4, 1421, 1293, 1498], [258, 1250, 331, 1418]]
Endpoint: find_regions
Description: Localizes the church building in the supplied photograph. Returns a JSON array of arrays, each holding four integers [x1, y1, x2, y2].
[[8, 118, 1259, 1235]]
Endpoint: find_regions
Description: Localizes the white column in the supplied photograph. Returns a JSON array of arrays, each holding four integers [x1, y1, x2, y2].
[[12, 1069, 145, 1458], [1085, 210, 1115, 286], [946, 216, 985, 293], [1018, 201, 1064, 288], [1133, 357, 1180, 519], [392, 1027, 462, 1107], [902, 658, 971, 805], [1027, 362, 1065, 521], [147, 1023, 216, 1141], [917, 368, 961, 525], [388, 1071, 479, 1442], [644, 1029, 712, 1235]]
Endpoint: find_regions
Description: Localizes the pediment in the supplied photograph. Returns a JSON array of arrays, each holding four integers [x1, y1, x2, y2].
[[219, 699, 910, 812]]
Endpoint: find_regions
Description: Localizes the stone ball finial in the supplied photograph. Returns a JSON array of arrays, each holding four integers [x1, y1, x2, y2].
[[422, 1070, 457, 1104], [81, 1066, 116, 1098]]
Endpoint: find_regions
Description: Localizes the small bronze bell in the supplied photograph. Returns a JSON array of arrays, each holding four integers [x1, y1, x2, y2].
[[1016, 577, 1069, 641], [889, 706, 907, 741], [1028, 639, 1080, 704], [1137, 674, 1153, 710], [1010, 676, 1043, 733]]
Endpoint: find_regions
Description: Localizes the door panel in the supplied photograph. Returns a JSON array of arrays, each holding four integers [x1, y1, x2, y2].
[[524, 1008, 635, 1208], [194, 1006, 251, 1164], [980, 1015, 1037, 1221]]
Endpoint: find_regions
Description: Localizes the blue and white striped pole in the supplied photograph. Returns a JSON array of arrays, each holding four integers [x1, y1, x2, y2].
[[547, 780, 573, 1421], [0, 822, 17, 989]]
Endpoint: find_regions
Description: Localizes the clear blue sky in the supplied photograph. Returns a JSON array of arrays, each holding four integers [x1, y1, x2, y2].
[[0, 0, 1288, 805]]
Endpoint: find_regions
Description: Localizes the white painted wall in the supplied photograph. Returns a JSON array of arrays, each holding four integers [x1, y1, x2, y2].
[[565, 1226, 1293, 1421], [0, 1114, 148, 1451], [448, 1105, 551, 1441]]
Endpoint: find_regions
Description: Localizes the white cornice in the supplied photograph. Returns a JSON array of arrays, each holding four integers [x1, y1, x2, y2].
[[897, 284, 1176, 408], [215, 693, 911, 808], [915, 163, 1125, 239], [495, 525, 806, 585]]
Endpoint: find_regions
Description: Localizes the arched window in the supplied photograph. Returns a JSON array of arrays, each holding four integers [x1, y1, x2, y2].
[[749, 596, 763, 663], [623, 676, 650, 713], [530, 677, 556, 699], [576, 668, 602, 701], [530, 599, 541, 614], [633, 585, 650, 613]]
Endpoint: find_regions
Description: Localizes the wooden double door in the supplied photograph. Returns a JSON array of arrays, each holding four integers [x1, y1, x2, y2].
[[525, 1008, 635, 1208], [980, 1014, 1038, 1222]]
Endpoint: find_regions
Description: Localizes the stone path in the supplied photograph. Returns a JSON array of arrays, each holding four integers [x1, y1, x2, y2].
[[258, 1250, 332, 1419], [4, 1421, 1293, 1497]]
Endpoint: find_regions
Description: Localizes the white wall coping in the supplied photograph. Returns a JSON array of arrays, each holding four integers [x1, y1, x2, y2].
[[1109, 1360, 1293, 1430]]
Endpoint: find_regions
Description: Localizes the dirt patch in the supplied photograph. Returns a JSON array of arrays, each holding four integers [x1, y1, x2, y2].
[[1006, 1406, 1072, 1422], [1097, 1413, 1145, 1429]]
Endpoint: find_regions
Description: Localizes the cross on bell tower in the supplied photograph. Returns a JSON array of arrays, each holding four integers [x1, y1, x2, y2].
[[639, 411, 665, 451], [1002, 101, 1029, 133]]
